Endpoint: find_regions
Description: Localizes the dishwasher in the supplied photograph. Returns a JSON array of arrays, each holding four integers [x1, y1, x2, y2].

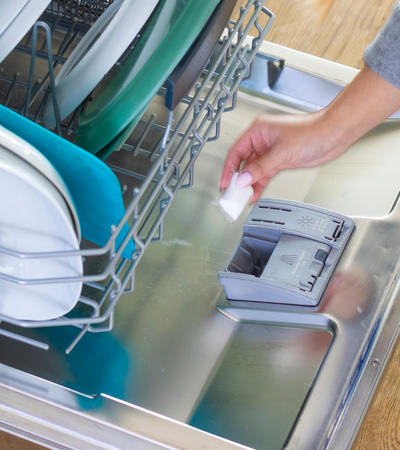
[[1, 1, 400, 449]]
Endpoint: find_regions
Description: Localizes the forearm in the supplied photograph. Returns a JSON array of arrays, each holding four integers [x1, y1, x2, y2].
[[322, 1, 400, 151], [321, 64, 400, 151]]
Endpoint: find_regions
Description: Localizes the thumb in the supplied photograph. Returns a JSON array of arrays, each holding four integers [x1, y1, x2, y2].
[[235, 146, 286, 188]]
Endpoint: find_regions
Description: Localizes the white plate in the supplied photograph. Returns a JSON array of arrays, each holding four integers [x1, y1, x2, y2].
[[0, 145, 83, 321], [0, 125, 81, 241], [0, 0, 51, 64], [119, 0, 176, 92], [0, 0, 27, 36], [42, 0, 159, 128]]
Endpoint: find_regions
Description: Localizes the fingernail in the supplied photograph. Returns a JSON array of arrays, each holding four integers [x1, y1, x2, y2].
[[236, 171, 253, 188]]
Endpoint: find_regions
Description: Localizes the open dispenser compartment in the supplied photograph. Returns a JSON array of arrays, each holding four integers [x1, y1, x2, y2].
[[218, 199, 355, 306]]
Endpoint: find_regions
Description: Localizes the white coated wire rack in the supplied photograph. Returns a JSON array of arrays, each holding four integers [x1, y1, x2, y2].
[[0, 0, 274, 352]]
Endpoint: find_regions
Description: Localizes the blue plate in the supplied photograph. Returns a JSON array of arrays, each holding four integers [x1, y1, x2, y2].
[[0, 106, 135, 259]]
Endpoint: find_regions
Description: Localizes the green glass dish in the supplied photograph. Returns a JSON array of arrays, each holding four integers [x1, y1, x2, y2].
[[76, 0, 220, 159]]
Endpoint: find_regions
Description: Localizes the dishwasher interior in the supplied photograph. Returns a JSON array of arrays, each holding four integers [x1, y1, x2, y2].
[[2, 2, 400, 450]]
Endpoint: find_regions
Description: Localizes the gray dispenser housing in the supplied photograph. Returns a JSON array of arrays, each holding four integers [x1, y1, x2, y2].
[[218, 199, 355, 306]]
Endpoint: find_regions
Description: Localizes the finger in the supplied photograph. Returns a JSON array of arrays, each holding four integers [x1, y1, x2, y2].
[[220, 122, 265, 191], [250, 177, 269, 203], [219, 150, 245, 191], [237, 146, 285, 188], [244, 150, 259, 165]]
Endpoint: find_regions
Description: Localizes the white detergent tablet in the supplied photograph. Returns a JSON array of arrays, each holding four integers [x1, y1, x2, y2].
[[219, 172, 254, 221]]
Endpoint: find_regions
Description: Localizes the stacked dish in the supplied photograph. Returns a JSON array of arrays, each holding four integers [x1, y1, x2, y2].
[[0, 0, 52, 63], [42, 0, 159, 128], [75, 0, 220, 159], [0, 104, 135, 260], [4, 0, 221, 160], [0, 126, 82, 321]]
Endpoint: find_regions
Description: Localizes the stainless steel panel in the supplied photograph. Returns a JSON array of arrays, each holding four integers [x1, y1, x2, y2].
[[241, 51, 400, 119], [190, 325, 332, 449]]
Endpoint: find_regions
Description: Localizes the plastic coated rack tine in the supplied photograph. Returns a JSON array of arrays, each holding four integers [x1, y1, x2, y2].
[[132, 113, 156, 156], [24, 21, 61, 134], [3, 73, 18, 107], [65, 325, 90, 354], [0, 326, 49, 350]]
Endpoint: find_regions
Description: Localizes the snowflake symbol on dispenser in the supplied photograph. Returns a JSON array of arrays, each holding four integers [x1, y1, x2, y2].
[[298, 215, 314, 228]]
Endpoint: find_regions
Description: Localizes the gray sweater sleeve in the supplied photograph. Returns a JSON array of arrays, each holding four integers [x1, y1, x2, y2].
[[364, 1, 400, 89]]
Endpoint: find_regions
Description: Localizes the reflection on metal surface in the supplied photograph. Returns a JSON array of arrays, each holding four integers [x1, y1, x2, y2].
[[190, 324, 332, 450], [1, 42, 400, 449], [240, 49, 400, 119]]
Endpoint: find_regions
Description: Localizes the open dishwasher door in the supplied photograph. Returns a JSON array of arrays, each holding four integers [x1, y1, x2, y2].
[[2, 29, 400, 450]]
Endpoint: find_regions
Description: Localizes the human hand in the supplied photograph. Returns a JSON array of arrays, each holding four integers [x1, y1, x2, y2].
[[220, 65, 400, 203], [219, 111, 348, 202]]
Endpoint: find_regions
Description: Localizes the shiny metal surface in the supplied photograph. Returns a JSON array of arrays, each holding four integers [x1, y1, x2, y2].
[[2, 42, 400, 449], [241, 51, 400, 119], [190, 325, 332, 449]]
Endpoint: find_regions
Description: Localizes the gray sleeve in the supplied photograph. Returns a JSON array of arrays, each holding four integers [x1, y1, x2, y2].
[[364, 1, 400, 88]]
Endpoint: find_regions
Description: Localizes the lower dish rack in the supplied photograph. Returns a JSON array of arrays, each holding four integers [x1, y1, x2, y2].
[[0, 0, 273, 352]]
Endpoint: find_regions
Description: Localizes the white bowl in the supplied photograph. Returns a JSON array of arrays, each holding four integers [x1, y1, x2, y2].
[[0, 125, 81, 241], [42, 0, 159, 128], [0, 0, 52, 64], [0, 144, 83, 321]]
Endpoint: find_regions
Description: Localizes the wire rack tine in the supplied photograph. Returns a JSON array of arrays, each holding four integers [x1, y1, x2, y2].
[[24, 21, 62, 133]]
